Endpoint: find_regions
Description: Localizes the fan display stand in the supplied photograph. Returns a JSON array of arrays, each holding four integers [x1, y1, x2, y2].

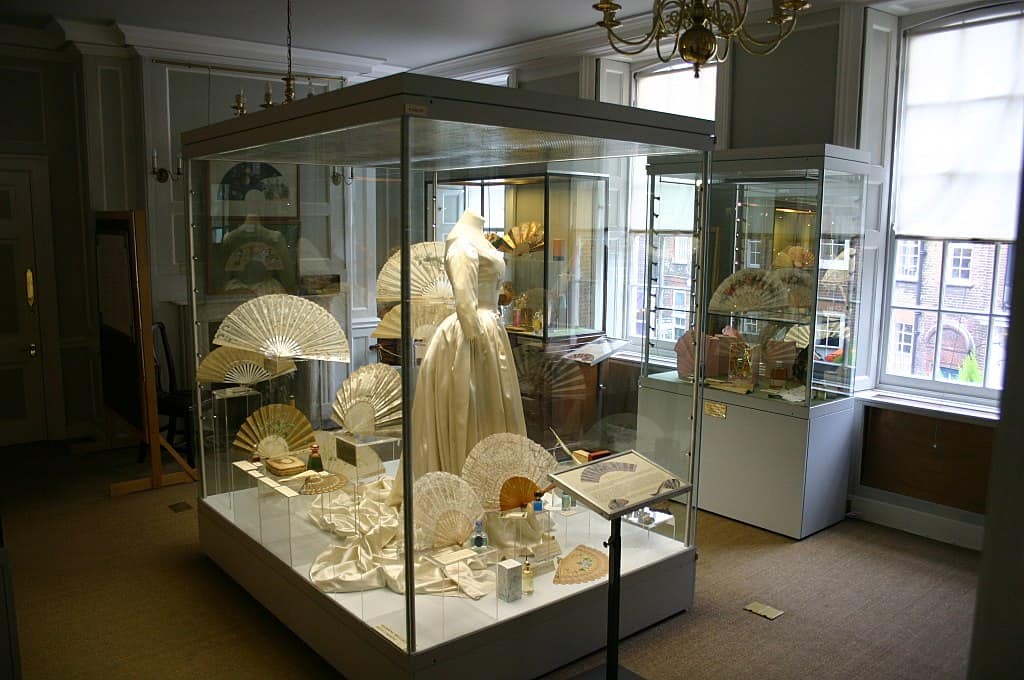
[[549, 451, 693, 680]]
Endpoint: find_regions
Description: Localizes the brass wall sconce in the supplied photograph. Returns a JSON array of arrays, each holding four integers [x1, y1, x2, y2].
[[151, 148, 183, 183]]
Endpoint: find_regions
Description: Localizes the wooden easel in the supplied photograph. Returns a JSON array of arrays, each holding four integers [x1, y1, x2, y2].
[[94, 210, 197, 496]]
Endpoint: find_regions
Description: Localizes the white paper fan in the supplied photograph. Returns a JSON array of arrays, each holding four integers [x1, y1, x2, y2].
[[196, 347, 297, 385], [376, 241, 453, 303], [371, 301, 453, 342], [412, 472, 483, 550], [330, 363, 403, 435], [232, 403, 315, 459], [709, 268, 789, 314], [461, 433, 557, 512], [314, 430, 386, 481], [513, 345, 587, 398], [213, 294, 350, 362]]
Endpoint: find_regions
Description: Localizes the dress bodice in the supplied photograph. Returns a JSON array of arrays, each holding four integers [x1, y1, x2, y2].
[[475, 246, 504, 312]]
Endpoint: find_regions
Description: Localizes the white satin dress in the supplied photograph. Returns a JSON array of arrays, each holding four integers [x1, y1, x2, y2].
[[410, 220, 527, 479]]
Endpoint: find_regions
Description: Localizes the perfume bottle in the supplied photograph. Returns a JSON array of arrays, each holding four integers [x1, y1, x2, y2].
[[532, 491, 544, 513], [472, 519, 489, 551], [522, 559, 534, 595], [561, 492, 571, 511], [307, 443, 323, 472]]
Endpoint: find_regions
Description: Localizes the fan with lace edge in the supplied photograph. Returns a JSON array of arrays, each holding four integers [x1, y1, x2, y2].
[[708, 268, 789, 314], [214, 294, 350, 362], [196, 347, 297, 385], [490, 221, 545, 256], [330, 363, 402, 435], [553, 544, 609, 585], [376, 241, 453, 303], [371, 301, 453, 342], [232, 403, 315, 459], [512, 345, 587, 398], [413, 472, 483, 551], [461, 433, 557, 512]]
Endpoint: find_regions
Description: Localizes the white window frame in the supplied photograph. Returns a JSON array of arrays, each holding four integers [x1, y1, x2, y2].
[[895, 239, 921, 281], [946, 244, 973, 285]]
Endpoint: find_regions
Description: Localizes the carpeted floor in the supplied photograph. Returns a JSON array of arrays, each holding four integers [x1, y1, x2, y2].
[[1, 443, 978, 679]]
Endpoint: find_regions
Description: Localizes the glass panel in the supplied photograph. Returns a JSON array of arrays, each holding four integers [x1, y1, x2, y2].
[[936, 313, 989, 385], [941, 241, 994, 314], [886, 309, 937, 378], [890, 239, 942, 309], [0, 243, 17, 334]]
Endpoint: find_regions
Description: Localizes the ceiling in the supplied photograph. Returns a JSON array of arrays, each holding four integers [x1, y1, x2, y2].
[[0, 0, 969, 70]]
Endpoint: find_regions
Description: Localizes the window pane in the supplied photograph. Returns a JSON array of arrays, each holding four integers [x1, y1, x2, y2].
[[935, 313, 989, 385], [994, 243, 1014, 315], [987, 317, 1010, 389], [636, 66, 716, 119], [885, 309, 937, 378], [941, 242, 993, 313], [890, 240, 942, 309]]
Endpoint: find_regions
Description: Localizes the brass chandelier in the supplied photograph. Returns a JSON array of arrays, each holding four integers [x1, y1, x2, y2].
[[594, 0, 812, 77]]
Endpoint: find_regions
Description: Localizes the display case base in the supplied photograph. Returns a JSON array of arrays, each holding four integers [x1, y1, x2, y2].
[[198, 499, 695, 679]]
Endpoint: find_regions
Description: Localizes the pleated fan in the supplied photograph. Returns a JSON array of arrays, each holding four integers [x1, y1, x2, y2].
[[412, 472, 483, 550], [232, 403, 315, 460], [371, 301, 453, 342], [461, 433, 558, 512], [512, 345, 587, 399], [490, 221, 545, 256], [708, 268, 789, 314], [331, 363, 402, 435], [553, 545, 609, 585], [195, 347, 297, 385], [375, 241, 453, 303], [767, 267, 814, 309], [213, 294, 350, 362], [784, 324, 811, 348]]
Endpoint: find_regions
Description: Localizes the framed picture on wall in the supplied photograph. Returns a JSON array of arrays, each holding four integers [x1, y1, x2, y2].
[[208, 219, 301, 295], [209, 160, 300, 221]]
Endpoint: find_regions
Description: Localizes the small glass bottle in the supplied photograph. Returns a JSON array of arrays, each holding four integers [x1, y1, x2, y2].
[[532, 491, 544, 513], [522, 559, 534, 595], [307, 443, 323, 472], [472, 519, 488, 551], [561, 492, 571, 511], [770, 360, 787, 388]]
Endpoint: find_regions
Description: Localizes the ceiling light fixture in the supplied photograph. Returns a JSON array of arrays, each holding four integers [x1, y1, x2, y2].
[[594, 0, 811, 77]]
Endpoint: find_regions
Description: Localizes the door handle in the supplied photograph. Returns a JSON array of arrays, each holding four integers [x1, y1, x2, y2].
[[26, 268, 34, 308], [27, 343, 37, 357]]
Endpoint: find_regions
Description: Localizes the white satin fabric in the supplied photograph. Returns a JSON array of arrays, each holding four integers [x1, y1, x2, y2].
[[308, 478, 495, 599], [408, 214, 526, 481]]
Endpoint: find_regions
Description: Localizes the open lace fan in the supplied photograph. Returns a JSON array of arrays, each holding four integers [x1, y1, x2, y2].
[[330, 363, 402, 435], [214, 294, 350, 362], [413, 472, 483, 550], [232, 403, 315, 459], [461, 433, 557, 512], [371, 301, 453, 342], [376, 241, 453, 303], [490, 221, 545, 256], [513, 345, 587, 398], [196, 347, 296, 385], [709, 268, 789, 314]]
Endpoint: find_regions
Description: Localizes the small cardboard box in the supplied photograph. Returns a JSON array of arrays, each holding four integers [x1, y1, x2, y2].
[[496, 559, 523, 602]]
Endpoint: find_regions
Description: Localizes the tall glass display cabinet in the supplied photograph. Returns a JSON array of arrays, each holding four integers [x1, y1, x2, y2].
[[183, 74, 714, 679], [640, 146, 873, 539]]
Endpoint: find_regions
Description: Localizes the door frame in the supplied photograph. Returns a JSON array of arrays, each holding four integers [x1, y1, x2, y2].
[[1, 154, 65, 441]]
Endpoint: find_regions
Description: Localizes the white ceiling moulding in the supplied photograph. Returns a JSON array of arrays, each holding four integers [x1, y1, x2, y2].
[[117, 24, 406, 83]]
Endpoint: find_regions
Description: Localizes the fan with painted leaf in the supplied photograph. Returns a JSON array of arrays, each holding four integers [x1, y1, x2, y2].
[[784, 324, 811, 348], [708, 268, 789, 314], [232, 403, 315, 460], [491, 221, 545, 256], [553, 544, 609, 585], [196, 347, 297, 385], [375, 241, 453, 303], [371, 301, 453, 343], [461, 433, 558, 512], [331, 363, 402, 435], [214, 294, 350, 362], [412, 472, 483, 550], [512, 344, 587, 399], [767, 267, 814, 309]]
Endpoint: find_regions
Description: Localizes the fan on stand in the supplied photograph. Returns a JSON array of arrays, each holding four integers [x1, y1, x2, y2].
[[331, 363, 402, 435], [709, 268, 789, 314], [375, 241, 453, 304], [412, 472, 484, 551], [371, 301, 453, 345], [196, 347, 296, 385], [489, 221, 545, 256], [461, 433, 558, 512], [214, 294, 350, 362], [232, 403, 315, 461]]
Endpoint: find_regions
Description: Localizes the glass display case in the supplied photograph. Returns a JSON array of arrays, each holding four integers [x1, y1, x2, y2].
[[641, 146, 873, 539], [183, 74, 714, 678], [427, 170, 608, 343]]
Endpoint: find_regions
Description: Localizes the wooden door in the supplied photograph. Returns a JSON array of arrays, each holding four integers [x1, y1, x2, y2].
[[0, 167, 47, 444]]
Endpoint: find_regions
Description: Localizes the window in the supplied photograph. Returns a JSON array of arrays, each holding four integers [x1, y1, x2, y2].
[[745, 239, 762, 268], [882, 7, 1023, 397]]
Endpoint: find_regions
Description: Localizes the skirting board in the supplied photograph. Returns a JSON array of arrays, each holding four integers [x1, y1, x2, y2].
[[849, 495, 984, 551], [198, 500, 695, 679]]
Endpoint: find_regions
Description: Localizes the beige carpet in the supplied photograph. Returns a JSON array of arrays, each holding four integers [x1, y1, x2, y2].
[[2, 444, 978, 679]]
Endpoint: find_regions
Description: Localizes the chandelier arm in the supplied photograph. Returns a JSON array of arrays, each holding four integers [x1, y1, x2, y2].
[[655, 33, 681, 63], [734, 18, 797, 55], [604, 24, 662, 55], [709, 0, 749, 38]]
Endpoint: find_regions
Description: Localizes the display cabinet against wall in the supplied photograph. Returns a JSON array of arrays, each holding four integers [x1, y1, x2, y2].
[[639, 146, 873, 539], [183, 74, 714, 679]]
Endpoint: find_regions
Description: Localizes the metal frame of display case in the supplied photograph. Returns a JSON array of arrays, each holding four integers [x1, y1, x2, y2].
[[182, 74, 714, 679], [642, 145, 876, 539]]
